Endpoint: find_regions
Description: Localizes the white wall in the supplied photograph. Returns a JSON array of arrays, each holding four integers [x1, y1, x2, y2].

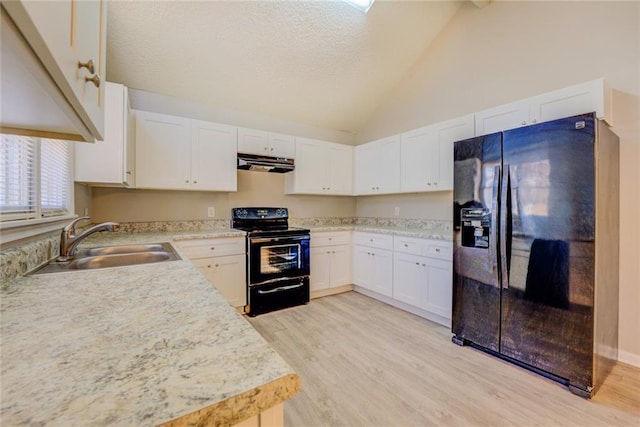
[[356, 1, 640, 364]]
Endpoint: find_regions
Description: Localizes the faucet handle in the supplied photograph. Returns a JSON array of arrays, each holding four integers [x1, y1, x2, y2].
[[63, 216, 91, 234]]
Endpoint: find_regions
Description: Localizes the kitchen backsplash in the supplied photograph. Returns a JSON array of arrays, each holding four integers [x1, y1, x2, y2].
[[114, 219, 231, 233], [1, 233, 60, 287]]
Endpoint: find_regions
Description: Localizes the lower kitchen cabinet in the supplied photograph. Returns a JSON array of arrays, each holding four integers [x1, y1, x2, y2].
[[352, 232, 393, 298], [175, 237, 246, 308], [310, 231, 351, 294], [191, 255, 246, 308], [392, 252, 452, 320], [352, 232, 453, 326]]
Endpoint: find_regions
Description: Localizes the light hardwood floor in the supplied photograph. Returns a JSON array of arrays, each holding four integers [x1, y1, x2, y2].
[[248, 291, 640, 426]]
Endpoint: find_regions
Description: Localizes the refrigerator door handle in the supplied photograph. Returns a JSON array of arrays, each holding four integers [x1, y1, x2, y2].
[[500, 164, 510, 289], [489, 165, 501, 277]]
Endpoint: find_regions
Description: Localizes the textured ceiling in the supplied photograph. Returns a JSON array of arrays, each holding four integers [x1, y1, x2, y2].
[[106, 1, 463, 134]]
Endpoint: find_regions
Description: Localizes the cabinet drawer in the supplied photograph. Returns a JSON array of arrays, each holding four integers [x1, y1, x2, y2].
[[425, 241, 452, 261], [393, 236, 427, 256], [311, 231, 351, 247], [176, 238, 245, 259], [353, 232, 393, 250]]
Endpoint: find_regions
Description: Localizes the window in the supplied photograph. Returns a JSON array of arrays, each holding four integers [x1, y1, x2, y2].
[[1, 134, 72, 225]]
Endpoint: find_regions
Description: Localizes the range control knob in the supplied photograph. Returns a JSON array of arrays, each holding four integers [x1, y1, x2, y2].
[[275, 208, 287, 218], [236, 208, 248, 218]]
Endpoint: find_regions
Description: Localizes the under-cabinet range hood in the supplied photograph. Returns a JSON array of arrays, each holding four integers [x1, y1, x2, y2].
[[237, 153, 295, 173]]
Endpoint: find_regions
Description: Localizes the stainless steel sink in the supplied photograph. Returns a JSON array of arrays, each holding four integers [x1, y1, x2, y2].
[[31, 242, 181, 274], [67, 251, 174, 270], [77, 243, 168, 257]]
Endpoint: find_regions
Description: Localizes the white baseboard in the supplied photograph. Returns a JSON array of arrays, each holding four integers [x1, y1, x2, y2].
[[618, 349, 640, 368]]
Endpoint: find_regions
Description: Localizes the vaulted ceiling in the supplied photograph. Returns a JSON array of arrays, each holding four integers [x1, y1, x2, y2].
[[106, 1, 465, 134]]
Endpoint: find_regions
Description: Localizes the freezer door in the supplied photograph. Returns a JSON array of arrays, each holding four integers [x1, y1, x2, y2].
[[500, 113, 595, 390], [452, 133, 502, 351]]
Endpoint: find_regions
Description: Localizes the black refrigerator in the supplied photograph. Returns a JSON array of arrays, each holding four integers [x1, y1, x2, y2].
[[451, 113, 619, 398]]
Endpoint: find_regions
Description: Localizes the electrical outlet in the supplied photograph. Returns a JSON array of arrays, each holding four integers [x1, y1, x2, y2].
[[394, 207, 400, 217], [83, 207, 89, 216], [207, 207, 215, 218]]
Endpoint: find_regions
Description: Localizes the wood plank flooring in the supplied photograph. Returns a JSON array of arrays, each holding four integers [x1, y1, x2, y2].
[[248, 291, 640, 426]]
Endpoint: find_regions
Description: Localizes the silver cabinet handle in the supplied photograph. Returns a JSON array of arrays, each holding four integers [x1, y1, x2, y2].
[[77, 59, 95, 73], [84, 74, 101, 88], [435, 248, 440, 252]]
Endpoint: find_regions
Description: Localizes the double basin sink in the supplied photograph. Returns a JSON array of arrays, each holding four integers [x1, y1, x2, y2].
[[32, 242, 181, 274]]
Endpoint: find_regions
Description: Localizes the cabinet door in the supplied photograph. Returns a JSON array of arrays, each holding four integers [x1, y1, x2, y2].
[[191, 120, 237, 191], [375, 135, 401, 194], [288, 138, 328, 193], [3, 0, 106, 140], [529, 79, 610, 125], [352, 245, 373, 290], [330, 245, 351, 287], [434, 114, 475, 190], [392, 252, 423, 307], [371, 249, 393, 297], [400, 125, 437, 193], [268, 133, 295, 158], [354, 142, 378, 195], [310, 247, 331, 292], [327, 143, 353, 195], [424, 258, 452, 319], [192, 255, 246, 307], [135, 111, 191, 189], [75, 82, 128, 185], [475, 99, 529, 136], [238, 128, 270, 156]]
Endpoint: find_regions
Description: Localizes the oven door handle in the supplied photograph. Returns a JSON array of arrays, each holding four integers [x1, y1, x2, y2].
[[257, 283, 306, 294], [252, 276, 309, 286], [249, 236, 309, 244]]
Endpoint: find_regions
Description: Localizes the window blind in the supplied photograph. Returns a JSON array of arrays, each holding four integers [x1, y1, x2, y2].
[[40, 139, 70, 217], [0, 134, 37, 221], [0, 134, 71, 223]]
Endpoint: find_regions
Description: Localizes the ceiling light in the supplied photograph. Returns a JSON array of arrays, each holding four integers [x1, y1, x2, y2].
[[344, 0, 376, 13]]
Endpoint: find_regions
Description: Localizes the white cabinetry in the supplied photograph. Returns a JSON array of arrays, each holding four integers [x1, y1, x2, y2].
[[238, 128, 295, 158], [475, 78, 612, 136], [400, 114, 474, 192], [354, 135, 401, 195], [175, 237, 246, 308], [284, 138, 353, 195], [352, 232, 393, 297], [135, 111, 237, 191], [2, 0, 106, 141], [74, 82, 134, 186], [392, 236, 453, 322], [310, 231, 351, 294]]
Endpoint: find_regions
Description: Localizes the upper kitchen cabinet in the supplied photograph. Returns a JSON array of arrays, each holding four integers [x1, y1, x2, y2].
[[354, 135, 401, 195], [284, 137, 353, 195], [400, 114, 475, 192], [475, 78, 612, 136], [238, 128, 295, 158], [1, 0, 106, 142], [75, 82, 134, 186], [135, 111, 237, 191]]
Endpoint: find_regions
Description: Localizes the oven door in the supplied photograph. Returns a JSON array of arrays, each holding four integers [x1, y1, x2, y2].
[[248, 234, 310, 285]]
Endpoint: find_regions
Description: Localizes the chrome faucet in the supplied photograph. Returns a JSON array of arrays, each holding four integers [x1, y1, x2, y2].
[[58, 217, 120, 261]]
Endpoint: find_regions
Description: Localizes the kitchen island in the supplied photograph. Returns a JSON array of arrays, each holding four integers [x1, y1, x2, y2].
[[0, 232, 300, 426]]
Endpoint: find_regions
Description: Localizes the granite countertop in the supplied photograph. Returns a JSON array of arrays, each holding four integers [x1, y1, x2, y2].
[[0, 230, 299, 426], [304, 225, 452, 241]]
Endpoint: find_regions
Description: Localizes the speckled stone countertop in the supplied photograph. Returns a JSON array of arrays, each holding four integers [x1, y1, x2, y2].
[[1, 230, 300, 426]]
